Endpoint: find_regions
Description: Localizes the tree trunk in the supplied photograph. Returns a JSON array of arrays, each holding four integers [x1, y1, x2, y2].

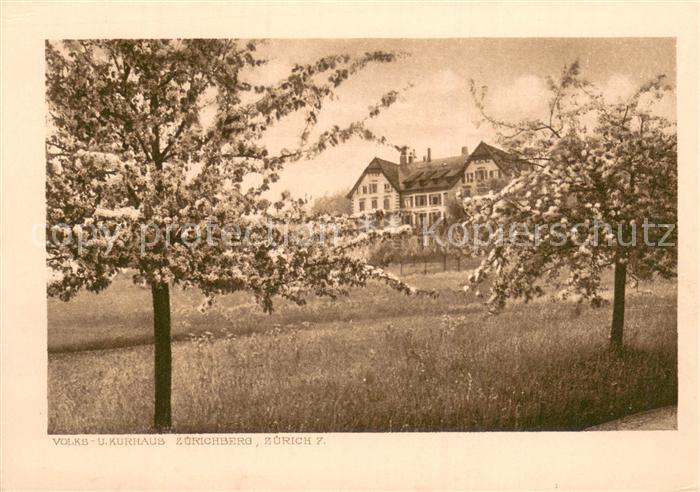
[[457, 256, 461, 272], [443, 254, 447, 272], [400, 261, 403, 276], [610, 260, 627, 351], [151, 282, 172, 431]]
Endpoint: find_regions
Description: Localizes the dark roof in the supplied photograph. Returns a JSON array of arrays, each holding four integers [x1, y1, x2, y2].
[[399, 155, 468, 193], [370, 157, 401, 191], [345, 157, 401, 198], [347, 142, 525, 197], [467, 141, 531, 174]]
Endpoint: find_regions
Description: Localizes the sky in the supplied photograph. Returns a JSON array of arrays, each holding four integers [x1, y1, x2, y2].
[[236, 38, 676, 201]]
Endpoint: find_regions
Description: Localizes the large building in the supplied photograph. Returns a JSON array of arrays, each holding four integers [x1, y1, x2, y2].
[[346, 141, 528, 227]]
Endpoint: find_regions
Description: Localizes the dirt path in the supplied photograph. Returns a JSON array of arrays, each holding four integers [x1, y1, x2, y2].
[[586, 406, 677, 431]]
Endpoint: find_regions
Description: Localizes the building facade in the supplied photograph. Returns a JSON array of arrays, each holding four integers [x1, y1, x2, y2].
[[346, 141, 527, 227]]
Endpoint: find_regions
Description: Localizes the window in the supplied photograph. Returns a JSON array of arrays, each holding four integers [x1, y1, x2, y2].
[[384, 183, 391, 192], [403, 196, 413, 208], [429, 193, 441, 206], [371, 198, 378, 209], [383, 197, 390, 209], [443, 192, 448, 204], [430, 211, 442, 225], [362, 185, 367, 194], [358, 199, 365, 211], [489, 170, 495, 179], [369, 183, 378, 194], [497, 169, 502, 178], [415, 195, 427, 207]]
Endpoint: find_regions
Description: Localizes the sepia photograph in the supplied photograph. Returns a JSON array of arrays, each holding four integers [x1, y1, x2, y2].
[[45, 37, 678, 434], [2, 2, 698, 491]]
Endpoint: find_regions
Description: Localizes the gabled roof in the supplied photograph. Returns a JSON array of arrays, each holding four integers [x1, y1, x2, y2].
[[467, 141, 530, 175], [399, 155, 468, 193], [347, 142, 526, 198], [345, 157, 401, 198]]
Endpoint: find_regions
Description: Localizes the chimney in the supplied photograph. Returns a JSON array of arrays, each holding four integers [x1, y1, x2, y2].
[[427, 148, 431, 162], [461, 146, 469, 156], [408, 149, 415, 164], [399, 147, 408, 166]]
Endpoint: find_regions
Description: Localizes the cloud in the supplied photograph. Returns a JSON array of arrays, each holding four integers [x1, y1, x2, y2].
[[640, 91, 676, 121], [422, 69, 462, 94], [601, 74, 636, 103], [600, 74, 676, 120], [487, 75, 550, 120]]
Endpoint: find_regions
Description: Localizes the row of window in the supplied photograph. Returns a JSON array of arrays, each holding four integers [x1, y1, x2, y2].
[[359, 193, 444, 212], [465, 168, 502, 183], [358, 168, 502, 196], [358, 196, 393, 211], [358, 169, 502, 196], [403, 192, 446, 208], [359, 182, 392, 195], [401, 211, 444, 227]]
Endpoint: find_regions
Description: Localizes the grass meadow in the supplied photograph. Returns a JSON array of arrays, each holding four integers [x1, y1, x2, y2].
[[48, 265, 677, 433]]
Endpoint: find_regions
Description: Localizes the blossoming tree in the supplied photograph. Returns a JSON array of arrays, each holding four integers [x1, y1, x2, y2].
[[45, 40, 417, 431], [463, 62, 677, 350]]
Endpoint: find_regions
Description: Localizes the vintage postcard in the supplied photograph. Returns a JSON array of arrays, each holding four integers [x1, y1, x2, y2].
[[1, 2, 698, 491]]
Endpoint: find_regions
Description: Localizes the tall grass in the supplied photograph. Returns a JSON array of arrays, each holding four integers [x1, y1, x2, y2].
[[48, 278, 677, 433], [48, 268, 485, 352]]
